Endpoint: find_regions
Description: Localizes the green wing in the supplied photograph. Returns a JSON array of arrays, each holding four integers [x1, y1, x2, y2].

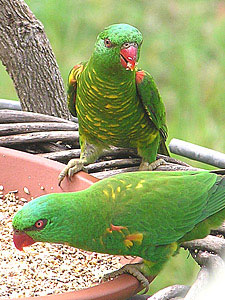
[[67, 62, 86, 117], [136, 70, 169, 155], [107, 171, 225, 245]]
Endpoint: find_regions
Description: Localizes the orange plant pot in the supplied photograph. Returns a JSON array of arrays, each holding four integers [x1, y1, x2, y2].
[[0, 147, 153, 300]]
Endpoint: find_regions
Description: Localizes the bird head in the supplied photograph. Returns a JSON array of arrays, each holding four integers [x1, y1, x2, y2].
[[92, 23, 143, 73], [12, 194, 78, 251]]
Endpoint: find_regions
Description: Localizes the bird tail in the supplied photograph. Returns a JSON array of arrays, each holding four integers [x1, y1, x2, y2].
[[158, 140, 170, 157]]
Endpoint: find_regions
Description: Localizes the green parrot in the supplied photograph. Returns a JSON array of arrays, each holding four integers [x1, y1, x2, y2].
[[13, 170, 225, 292], [58, 23, 169, 185]]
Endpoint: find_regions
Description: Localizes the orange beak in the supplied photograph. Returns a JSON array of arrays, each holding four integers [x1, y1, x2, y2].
[[13, 230, 35, 251], [120, 45, 137, 71]]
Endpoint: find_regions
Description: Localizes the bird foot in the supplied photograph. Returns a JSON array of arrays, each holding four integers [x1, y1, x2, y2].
[[102, 262, 149, 294], [58, 159, 84, 186], [139, 158, 166, 171]]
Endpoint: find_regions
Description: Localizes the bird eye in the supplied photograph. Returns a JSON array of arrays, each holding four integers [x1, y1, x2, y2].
[[35, 219, 46, 229], [104, 38, 112, 48], [123, 42, 130, 48]]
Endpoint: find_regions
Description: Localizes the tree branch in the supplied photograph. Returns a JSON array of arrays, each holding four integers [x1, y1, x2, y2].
[[148, 284, 190, 300], [182, 235, 225, 257], [180, 236, 225, 300], [0, 0, 70, 119], [0, 110, 71, 123]]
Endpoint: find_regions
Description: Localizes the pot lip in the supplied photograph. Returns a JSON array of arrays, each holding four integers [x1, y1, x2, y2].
[[0, 146, 151, 300]]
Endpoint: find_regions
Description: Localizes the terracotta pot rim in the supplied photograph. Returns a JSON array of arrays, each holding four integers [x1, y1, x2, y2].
[[0, 147, 152, 300]]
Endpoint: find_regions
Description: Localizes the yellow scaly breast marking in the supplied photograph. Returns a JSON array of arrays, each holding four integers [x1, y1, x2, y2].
[[97, 134, 108, 140], [105, 104, 113, 109], [87, 103, 94, 108], [69, 65, 83, 85], [126, 184, 132, 188], [106, 184, 122, 201], [116, 186, 121, 193], [88, 89, 98, 96], [83, 78, 90, 89], [104, 103, 125, 109], [94, 117, 101, 121], [118, 111, 135, 121], [105, 94, 119, 99], [76, 104, 80, 115], [136, 183, 143, 189], [111, 189, 116, 200], [119, 179, 126, 184], [110, 124, 120, 127], [68, 73, 76, 85], [92, 85, 99, 92], [85, 114, 93, 122], [88, 71, 92, 80], [77, 95, 85, 108], [136, 180, 146, 189], [103, 189, 109, 198]]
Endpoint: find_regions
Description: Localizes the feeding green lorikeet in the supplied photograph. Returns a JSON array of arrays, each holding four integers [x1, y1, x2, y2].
[[58, 23, 169, 185], [13, 170, 225, 292]]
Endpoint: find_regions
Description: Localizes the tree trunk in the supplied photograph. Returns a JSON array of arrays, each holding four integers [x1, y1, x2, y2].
[[0, 0, 70, 120]]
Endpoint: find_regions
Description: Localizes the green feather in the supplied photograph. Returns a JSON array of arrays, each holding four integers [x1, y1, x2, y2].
[[65, 23, 169, 177], [13, 170, 225, 278]]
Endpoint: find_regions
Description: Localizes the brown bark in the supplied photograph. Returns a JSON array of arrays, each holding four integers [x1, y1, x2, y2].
[[0, 110, 71, 123], [0, 130, 79, 146], [0, 0, 70, 119], [0, 122, 78, 136]]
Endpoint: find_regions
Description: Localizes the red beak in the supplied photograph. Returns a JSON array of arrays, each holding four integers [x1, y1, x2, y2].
[[13, 231, 35, 251], [120, 45, 137, 71]]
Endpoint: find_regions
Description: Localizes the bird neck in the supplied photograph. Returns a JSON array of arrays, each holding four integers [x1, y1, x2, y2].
[[88, 55, 135, 83], [61, 187, 115, 253]]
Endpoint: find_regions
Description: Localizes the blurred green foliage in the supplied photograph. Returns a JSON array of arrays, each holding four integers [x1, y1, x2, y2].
[[0, 0, 224, 294]]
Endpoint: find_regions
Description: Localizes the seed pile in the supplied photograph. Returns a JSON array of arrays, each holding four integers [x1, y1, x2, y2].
[[0, 187, 121, 298]]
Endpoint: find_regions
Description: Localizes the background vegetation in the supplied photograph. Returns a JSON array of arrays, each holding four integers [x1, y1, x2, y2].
[[0, 0, 224, 295]]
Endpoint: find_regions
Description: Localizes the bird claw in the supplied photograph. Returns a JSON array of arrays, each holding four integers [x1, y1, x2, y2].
[[139, 158, 167, 171], [102, 263, 149, 294], [58, 159, 84, 186]]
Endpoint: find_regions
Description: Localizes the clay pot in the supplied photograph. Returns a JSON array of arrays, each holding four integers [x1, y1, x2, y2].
[[0, 147, 153, 300]]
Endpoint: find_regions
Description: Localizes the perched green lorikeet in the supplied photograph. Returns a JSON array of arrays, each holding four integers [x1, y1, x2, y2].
[[13, 170, 225, 292], [58, 23, 169, 185]]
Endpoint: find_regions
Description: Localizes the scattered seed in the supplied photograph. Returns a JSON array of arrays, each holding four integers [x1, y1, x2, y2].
[[8, 190, 18, 194], [0, 189, 121, 298], [0, 185, 4, 191], [20, 198, 28, 202], [23, 187, 30, 195]]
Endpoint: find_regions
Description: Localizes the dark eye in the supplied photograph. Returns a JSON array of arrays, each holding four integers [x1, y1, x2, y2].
[[123, 42, 130, 48], [35, 219, 46, 229], [104, 38, 112, 48]]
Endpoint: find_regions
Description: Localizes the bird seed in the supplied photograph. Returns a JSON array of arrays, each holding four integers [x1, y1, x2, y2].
[[0, 188, 121, 298]]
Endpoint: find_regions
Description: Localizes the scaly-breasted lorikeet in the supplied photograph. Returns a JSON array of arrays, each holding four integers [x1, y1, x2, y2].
[[58, 23, 169, 185], [13, 170, 225, 292]]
